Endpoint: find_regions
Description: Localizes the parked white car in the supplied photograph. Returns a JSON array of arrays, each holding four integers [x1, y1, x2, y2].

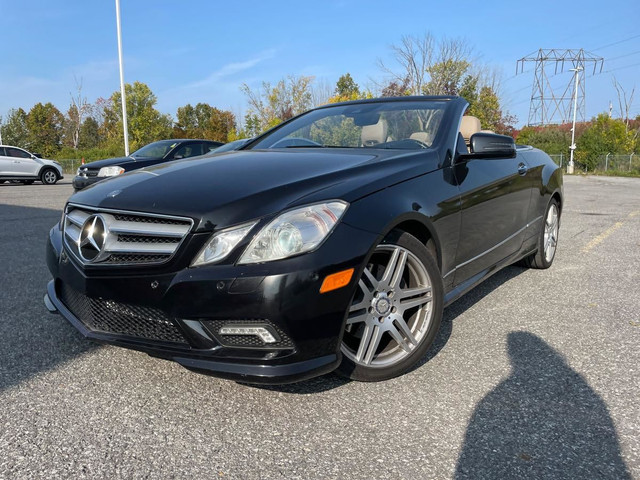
[[0, 145, 63, 185]]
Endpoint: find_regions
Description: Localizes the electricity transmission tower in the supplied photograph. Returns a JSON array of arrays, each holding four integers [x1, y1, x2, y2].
[[517, 49, 604, 126]]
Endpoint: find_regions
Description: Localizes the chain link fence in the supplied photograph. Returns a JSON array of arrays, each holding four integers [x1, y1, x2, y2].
[[548, 153, 639, 174], [593, 154, 640, 173], [57, 159, 82, 175]]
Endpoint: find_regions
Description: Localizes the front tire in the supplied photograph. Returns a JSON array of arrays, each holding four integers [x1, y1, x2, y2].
[[337, 231, 443, 382], [40, 168, 58, 185]]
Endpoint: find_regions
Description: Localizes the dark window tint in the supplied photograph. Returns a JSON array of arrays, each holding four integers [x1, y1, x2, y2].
[[6, 147, 31, 158], [0, 147, 5, 156], [173, 143, 204, 159]]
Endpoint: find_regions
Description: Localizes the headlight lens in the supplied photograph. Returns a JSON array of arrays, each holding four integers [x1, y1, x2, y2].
[[191, 221, 257, 267], [239, 201, 348, 264], [97, 166, 125, 177]]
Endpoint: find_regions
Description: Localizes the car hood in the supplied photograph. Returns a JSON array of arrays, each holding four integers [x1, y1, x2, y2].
[[81, 156, 154, 170], [70, 148, 440, 231]]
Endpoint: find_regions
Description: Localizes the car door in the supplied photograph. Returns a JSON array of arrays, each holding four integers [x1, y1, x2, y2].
[[452, 139, 534, 285], [5, 147, 39, 177], [0, 147, 11, 175]]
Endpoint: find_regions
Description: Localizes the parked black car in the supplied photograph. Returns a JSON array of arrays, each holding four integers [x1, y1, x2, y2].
[[45, 96, 563, 384], [72, 139, 223, 190]]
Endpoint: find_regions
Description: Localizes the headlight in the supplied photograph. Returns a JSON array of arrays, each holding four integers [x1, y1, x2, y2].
[[238, 201, 348, 264], [191, 221, 257, 267], [97, 166, 125, 177]]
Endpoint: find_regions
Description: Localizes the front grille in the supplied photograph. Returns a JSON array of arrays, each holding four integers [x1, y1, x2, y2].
[[59, 283, 187, 344], [63, 203, 193, 266], [203, 320, 294, 349]]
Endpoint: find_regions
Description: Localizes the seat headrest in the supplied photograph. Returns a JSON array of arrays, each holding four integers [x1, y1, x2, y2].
[[361, 119, 388, 147], [460, 116, 481, 143], [409, 131, 434, 146]]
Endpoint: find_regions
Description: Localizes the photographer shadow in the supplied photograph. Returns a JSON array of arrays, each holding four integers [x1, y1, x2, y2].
[[455, 331, 631, 479]]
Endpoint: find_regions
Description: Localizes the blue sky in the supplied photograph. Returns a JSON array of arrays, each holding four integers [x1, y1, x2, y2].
[[1, 0, 639, 127]]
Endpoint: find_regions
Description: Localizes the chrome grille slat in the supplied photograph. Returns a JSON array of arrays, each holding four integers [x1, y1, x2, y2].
[[107, 219, 189, 237], [63, 204, 193, 266], [65, 224, 81, 244], [104, 242, 177, 255], [67, 210, 90, 227]]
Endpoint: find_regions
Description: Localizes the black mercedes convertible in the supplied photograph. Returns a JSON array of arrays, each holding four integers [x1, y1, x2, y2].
[[45, 96, 563, 384]]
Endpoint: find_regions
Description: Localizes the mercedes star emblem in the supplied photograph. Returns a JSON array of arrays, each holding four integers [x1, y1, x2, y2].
[[78, 215, 107, 262]]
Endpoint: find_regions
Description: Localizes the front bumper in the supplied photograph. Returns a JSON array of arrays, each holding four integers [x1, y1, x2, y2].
[[45, 220, 377, 384], [72, 175, 101, 190]]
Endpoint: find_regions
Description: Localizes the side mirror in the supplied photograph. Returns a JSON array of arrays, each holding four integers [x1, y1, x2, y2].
[[469, 133, 516, 159]]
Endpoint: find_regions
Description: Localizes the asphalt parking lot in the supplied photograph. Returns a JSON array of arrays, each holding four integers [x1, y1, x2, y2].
[[0, 175, 638, 479]]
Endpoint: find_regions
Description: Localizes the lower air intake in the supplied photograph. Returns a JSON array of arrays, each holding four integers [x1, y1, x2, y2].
[[58, 282, 187, 344]]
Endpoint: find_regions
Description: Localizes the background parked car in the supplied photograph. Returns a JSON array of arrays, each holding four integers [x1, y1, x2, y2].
[[72, 139, 223, 191], [0, 145, 63, 185]]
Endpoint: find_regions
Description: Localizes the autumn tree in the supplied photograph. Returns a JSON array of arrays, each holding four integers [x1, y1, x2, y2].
[[175, 103, 236, 142], [241, 75, 314, 132], [328, 73, 373, 103]]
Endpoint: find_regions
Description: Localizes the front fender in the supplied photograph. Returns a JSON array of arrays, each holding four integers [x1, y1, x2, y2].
[[341, 167, 461, 282]]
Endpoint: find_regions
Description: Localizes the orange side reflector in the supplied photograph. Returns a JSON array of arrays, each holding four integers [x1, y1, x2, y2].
[[319, 268, 354, 294]]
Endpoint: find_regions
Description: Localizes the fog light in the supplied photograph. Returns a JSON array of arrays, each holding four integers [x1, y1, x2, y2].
[[219, 326, 277, 344]]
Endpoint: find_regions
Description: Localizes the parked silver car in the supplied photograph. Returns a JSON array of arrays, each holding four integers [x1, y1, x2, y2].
[[0, 145, 63, 185]]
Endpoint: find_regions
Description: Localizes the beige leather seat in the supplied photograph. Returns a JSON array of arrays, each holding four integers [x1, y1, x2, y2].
[[361, 119, 388, 147], [460, 116, 481, 146]]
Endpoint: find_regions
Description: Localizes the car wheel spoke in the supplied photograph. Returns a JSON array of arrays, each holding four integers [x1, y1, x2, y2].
[[356, 324, 382, 365], [346, 312, 369, 325], [399, 292, 432, 312], [381, 247, 405, 286], [393, 317, 418, 347], [398, 286, 431, 300], [388, 325, 412, 353], [362, 268, 378, 291]]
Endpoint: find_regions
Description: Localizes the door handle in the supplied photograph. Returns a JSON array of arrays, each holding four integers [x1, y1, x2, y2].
[[13, 160, 20, 163], [517, 163, 528, 175]]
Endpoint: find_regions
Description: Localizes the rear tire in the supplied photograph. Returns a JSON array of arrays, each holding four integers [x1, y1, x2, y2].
[[40, 169, 58, 185], [520, 199, 559, 269], [336, 230, 443, 382]]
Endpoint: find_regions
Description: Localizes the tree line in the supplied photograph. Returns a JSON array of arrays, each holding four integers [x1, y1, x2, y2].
[[1, 32, 637, 170]]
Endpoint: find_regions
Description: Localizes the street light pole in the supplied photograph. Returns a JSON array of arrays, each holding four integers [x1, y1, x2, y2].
[[115, 0, 130, 156], [567, 66, 582, 174]]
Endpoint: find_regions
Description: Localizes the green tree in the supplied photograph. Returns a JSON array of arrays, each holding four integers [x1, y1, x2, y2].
[[576, 113, 636, 170], [1, 108, 29, 147], [26, 103, 64, 157], [103, 81, 173, 150], [78, 117, 101, 149], [459, 75, 479, 110], [335, 73, 359, 98]]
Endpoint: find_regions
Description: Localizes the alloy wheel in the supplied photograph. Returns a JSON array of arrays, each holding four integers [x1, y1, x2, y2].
[[341, 244, 434, 368], [544, 203, 559, 263]]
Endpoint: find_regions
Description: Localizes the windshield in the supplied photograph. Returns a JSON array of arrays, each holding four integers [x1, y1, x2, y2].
[[131, 140, 179, 158], [250, 100, 448, 150]]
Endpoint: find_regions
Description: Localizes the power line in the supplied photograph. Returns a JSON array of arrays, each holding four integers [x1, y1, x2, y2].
[[607, 50, 640, 62], [591, 34, 640, 52]]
